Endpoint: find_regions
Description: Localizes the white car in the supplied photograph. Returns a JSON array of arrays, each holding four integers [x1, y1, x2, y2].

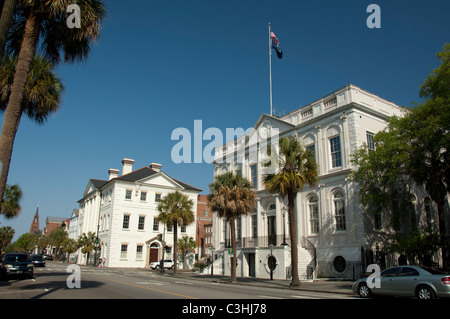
[[150, 259, 177, 270]]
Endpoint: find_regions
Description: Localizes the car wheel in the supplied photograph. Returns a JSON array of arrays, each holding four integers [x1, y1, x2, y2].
[[416, 286, 434, 300], [155, 265, 160, 270], [358, 283, 372, 298], [170, 265, 174, 270]]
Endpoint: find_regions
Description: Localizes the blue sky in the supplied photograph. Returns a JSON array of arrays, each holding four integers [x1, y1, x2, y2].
[[1, 0, 449, 241]]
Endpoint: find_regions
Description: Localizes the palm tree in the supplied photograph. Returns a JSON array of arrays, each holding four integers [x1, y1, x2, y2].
[[178, 235, 196, 269], [208, 172, 257, 283], [0, 226, 15, 252], [157, 191, 195, 276], [0, 183, 21, 218], [78, 231, 96, 265], [0, 0, 106, 207], [263, 136, 318, 288]]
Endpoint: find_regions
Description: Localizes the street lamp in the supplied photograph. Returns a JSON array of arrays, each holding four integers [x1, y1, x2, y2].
[[281, 205, 287, 246], [209, 246, 215, 276]]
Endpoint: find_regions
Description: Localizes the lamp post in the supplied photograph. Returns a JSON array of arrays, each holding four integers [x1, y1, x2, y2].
[[281, 205, 287, 246], [268, 244, 276, 280], [209, 246, 215, 276]]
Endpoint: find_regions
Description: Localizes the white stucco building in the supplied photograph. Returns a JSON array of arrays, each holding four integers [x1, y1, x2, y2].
[[208, 84, 436, 280], [75, 159, 201, 268]]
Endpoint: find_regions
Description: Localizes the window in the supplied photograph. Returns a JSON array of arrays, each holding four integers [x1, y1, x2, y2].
[[138, 216, 145, 230], [120, 244, 128, 259], [306, 143, 316, 163], [140, 191, 147, 201], [251, 214, 257, 239], [204, 209, 208, 217], [125, 189, 132, 200], [308, 196, 319, 234], [366, 132, 375, 151], [400, 267, 420, 277], [374, 212, 382, 230], [424, 198, 432, 229], [250, 164, 257, 188], [155, 193, 161, 202], [153, 217, 159, 231], [122, 214, 130, 229], [181, 225, 186, 233], [136, 245, 143, 260], [330, 136, 342, 168], [333, 191, 346, 231], [409, 196, 417, 231]]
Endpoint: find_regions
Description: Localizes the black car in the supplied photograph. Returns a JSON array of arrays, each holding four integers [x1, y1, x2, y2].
[[0, 253, 34, 279], [31, 255, 46, 267]]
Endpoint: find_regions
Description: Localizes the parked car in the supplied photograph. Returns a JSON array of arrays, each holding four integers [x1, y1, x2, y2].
[[150, 259, 178, 270], [353, 265, 450, 299], [0, 253, 34, 279], [31, 255, 46, 267], [43, 254, 53, 261]]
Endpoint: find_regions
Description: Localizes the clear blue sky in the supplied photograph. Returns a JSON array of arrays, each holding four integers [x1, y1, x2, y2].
[[1, 0, 449, 241]]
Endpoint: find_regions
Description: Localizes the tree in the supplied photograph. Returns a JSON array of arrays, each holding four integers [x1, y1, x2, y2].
[[15, 232, 34, 252], [0, 183, 21, 218], [351, 44, 450, 268], [0, 0, 106, 208], [47, 227, 67, 260], [158, 191, 195, 276], [178, 235, 196, 269], [208, 172, 257, 283], [0, 225, 14, 252], [0, 0, 16, 63], [263, 136, 318, 288], [60, 238, 77, 263], [78, 232, 96, 265]]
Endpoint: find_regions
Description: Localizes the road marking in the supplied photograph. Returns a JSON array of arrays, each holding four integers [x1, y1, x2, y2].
[[136, 281, 164, 285], [86, 273, 198, 299], [290, 294, 318, 299], [258, 295, 284, 299]]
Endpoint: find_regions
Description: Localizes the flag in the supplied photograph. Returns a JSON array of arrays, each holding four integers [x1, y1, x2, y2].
[[270, 31, 283, 59]]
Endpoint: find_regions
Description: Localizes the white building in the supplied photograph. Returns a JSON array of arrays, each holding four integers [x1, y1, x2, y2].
[[209, 84, 428, 280], [75, 159, 201, 268]]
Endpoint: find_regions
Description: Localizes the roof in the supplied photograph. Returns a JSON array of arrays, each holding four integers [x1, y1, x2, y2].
[[46, 216, 67, 223], [81, 166, 201, 201]]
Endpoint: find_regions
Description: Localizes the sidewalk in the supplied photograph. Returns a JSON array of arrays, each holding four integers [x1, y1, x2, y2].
[[174, 271, 354, 295]]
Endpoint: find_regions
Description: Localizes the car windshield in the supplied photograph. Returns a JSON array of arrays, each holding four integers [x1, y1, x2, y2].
[[33, 255, 43, 260], [4, 255, 28, 263]]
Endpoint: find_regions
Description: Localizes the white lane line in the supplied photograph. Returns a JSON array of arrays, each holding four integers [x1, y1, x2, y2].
[[258, 295, 283, 299]]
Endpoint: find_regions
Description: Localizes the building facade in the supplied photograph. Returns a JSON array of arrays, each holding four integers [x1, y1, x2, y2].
[[209, 84, 446, 280], [75, 159, 201, 268], [196, 194, 214, 260]]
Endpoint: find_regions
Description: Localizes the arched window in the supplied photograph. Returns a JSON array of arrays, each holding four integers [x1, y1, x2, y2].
[[333, 190, 346, 231], [308, 195, 319, 234]]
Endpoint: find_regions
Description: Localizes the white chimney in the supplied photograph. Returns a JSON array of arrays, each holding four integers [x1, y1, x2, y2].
[[108, 168, 120, 180], [150, 163, 162, 172], [121, 158, 135, 175]]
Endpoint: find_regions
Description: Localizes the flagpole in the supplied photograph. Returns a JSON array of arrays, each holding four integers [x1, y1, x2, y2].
[[268, 22, 273, 117]]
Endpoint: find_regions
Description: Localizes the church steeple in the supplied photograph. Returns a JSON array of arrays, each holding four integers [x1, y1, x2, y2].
[[29, 203, 40, 234]]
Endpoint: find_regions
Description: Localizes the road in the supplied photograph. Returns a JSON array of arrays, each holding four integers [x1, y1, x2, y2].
[[0, 261, 357, 300]]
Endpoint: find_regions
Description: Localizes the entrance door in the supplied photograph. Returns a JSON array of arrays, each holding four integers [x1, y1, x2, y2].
[[268, 216, 276, 246], [149, 247, 159, 263], [248, 253, 255, 277]]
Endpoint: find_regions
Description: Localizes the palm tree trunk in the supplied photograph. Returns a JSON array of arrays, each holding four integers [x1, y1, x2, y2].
[[0, 13, 40, 206], [173, 222, 178, 276], [230, 217, 237, 283], [288, 191, 301, 288], [0, 0, 17, 63]]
